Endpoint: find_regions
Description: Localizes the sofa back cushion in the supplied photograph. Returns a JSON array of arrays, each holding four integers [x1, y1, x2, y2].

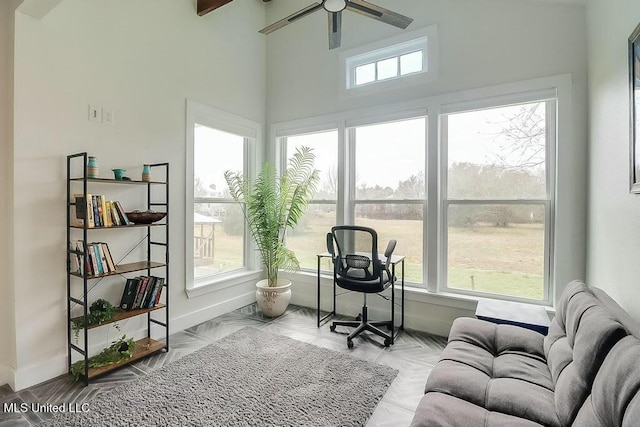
[[572, 335, 640, 426], [544, 281, 627, 426]]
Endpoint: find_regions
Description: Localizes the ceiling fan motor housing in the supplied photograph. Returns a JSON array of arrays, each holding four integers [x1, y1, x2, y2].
[[324, 0, 348, 13]]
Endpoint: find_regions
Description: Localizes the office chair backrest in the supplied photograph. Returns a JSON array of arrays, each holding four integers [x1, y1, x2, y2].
[[327, 225, 396, 286]]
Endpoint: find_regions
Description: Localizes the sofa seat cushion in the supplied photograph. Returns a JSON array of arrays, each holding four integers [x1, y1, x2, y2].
[[425, 317, 560, 427], [411, 392, 546, 427]]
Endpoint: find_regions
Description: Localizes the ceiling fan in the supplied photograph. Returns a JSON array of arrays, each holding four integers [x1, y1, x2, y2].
[[196, 0, 413, 50], [260, 0, 413, 49]]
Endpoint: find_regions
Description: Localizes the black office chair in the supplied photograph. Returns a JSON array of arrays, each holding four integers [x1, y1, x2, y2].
[[327, 225, 397, 349]]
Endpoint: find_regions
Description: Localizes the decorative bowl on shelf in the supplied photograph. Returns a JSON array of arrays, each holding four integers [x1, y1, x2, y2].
[[126, 210, 166, 224], [111, 168, 126, 180]]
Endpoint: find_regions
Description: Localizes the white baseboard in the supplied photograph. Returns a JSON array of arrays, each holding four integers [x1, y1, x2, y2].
[[0, 364, 14, 390], [11, 291, 257, 391], [13, 356, 67, 392], [170, 291, 256, 333]]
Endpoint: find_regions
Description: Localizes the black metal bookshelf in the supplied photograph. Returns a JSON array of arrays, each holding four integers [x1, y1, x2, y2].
[[66, 152, 169, 385]]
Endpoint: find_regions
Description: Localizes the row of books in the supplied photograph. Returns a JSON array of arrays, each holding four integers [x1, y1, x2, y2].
[[73, 194, 130, 228], [69, 241, 116, 277], [119, 276, 165, 311]]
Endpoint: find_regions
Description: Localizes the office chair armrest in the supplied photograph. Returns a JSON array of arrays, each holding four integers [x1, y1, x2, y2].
[[384, 239, 397, 271], [326, 232, 335, 257]]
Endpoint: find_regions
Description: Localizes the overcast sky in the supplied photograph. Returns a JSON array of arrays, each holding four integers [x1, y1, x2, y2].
[[194, 101, 545, 196]]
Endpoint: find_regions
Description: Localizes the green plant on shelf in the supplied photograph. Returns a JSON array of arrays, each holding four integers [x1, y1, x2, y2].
[[69, 334, 136, 381], [71, 298, 118, 342]]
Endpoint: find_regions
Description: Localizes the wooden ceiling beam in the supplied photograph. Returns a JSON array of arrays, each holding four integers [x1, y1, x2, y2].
[[197, 0, 234, 16]]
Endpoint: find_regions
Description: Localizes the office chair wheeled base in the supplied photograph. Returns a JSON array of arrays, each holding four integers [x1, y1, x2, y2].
[[330, 305, 393, 348]]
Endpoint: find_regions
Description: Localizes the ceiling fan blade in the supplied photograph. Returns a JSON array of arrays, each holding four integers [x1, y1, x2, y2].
[[197, 0, 234, 16], [259, 2, 323, 35], [328, 11, 342, 50], [345, 0, 413, 29]]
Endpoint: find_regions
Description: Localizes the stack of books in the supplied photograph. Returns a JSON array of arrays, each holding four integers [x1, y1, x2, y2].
[[119, 276, 165, 311], [69, 241, 116, 276], [72, 194, 131, 228]]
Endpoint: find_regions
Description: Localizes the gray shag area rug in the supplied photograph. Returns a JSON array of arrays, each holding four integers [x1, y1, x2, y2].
[[39, 326, 398, 427]]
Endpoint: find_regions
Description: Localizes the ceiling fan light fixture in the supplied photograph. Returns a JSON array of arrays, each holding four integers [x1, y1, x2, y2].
[[323, 0, 347, 13]]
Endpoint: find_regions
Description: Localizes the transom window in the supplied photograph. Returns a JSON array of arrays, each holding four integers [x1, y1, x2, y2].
[[341, 25, 438, 93], [354, 50, 424, 86]]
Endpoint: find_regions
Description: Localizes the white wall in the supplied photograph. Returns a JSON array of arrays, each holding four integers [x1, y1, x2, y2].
[[0, 1, 18, 387], [11, 0, 266, 390], [266, 0, 588, 122], [586, 0, 640, 321], [266, 0, 588, 328]]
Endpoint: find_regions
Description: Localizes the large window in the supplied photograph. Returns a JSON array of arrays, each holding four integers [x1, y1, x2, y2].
[[186, 101, 259, 290], [281, 130, 338, 271], [193, 125, 246, 279], [270, 78, 566, 305], [350, 118, 426, 284], [442, 100, 554, 301]]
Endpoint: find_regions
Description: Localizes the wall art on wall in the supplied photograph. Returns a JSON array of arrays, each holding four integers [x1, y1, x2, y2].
[[629, 22, 640, 193]]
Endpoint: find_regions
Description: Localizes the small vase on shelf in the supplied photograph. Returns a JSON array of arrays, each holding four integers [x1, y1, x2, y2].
[[87, 156, 99, 178], [142, 165, 151, 182]]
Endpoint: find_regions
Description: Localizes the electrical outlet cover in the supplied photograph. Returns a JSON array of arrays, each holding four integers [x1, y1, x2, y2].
[[104, 110, 114, 126]]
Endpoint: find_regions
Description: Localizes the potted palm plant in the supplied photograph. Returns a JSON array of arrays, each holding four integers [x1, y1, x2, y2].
[[225, 146, 320, 317]]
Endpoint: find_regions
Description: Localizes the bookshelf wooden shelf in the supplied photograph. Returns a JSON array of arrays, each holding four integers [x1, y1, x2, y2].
[[70, 177, 165, 185], [69, 223, 166, 230], [69, 261, 167, 279], [66, 152, 170, 386], [70, 304, 166, 330], [87, 338, 166, 379]]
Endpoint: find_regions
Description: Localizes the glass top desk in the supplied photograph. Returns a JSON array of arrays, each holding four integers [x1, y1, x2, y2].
[[316, 252, 406, 344]]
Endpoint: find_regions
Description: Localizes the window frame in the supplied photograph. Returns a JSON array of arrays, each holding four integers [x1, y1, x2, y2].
[[185, 100, 262, 297], [439, 93, 557, 305], [277, 125, 341, 274], [271, 75, 570, 307], [348, 118, 428, 286], [340, 25, 439, 98]]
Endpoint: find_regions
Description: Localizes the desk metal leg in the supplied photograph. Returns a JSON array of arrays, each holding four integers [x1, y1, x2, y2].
[[391, 263, 395, 344], [401, 259, 405, 330], [333, 272, 336, 321], [390, 260, 405, 343], [317, 255, 321, 328], [317, 255, 336, 328]]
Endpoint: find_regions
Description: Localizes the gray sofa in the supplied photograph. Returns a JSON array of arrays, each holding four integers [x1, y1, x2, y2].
[[410, 280, 640, 427]]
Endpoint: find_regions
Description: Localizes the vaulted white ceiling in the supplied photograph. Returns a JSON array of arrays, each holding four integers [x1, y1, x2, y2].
[[16, 0, 591, 21]]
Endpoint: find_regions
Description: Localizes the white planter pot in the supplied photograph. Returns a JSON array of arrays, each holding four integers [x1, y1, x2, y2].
[[255, 279, 292, 317]]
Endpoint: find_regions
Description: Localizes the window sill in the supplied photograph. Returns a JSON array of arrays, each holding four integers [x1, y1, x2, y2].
[[186, 269, 263, 299], [290, 269, 556, 315], [408, 288, 555, 316]]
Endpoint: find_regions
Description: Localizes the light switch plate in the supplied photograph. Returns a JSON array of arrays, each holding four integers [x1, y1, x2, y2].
[[88, 105, 102, 123]]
